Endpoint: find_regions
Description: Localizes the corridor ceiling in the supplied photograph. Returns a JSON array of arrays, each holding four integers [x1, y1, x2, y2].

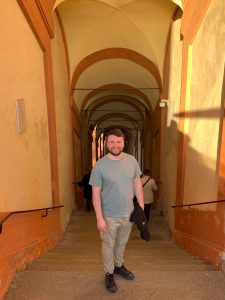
[[55, 0, 181, 132]]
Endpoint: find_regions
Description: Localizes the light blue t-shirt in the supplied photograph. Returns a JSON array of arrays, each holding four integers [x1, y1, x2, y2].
[[89, 153, 141, 217]]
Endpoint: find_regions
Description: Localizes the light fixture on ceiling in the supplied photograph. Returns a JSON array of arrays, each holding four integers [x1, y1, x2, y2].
[[159, 99, 169, 108]]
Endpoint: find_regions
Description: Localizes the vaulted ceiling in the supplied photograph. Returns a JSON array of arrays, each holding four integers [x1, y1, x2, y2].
[[54, 0, 181, 133]]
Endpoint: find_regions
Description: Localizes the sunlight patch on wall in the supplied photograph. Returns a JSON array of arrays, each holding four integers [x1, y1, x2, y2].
[[183, 45, 192, 136]]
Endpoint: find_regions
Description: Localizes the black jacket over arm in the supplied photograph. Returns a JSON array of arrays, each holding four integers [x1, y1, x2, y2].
[[130, 199, 150, 241]]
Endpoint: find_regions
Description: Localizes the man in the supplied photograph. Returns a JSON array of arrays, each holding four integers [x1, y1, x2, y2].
[[89, 128, 144, 293], [77, 170, 92, 212], [141, 169, 158, 221]]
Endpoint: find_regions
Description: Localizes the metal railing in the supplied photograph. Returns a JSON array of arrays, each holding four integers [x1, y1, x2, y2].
[[171, 199, 225, 208], [0, 205, 64, 234]]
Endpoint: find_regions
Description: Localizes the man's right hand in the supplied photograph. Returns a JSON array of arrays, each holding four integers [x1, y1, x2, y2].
[[97, 218, 107, 232]]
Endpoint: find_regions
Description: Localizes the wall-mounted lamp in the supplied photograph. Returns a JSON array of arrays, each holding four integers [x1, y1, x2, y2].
[[159, 99, 169, 108]]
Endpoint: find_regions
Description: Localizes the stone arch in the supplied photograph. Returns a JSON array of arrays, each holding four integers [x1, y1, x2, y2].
[[71, 48, 162, 97], [86, 96, 145, 122], [80, 83, 153, 113], [93, 112, 139, 129]]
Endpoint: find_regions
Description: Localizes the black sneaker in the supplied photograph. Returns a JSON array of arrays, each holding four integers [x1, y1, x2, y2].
[[114, 265, 135, 280], [105, 273, 117, 293]]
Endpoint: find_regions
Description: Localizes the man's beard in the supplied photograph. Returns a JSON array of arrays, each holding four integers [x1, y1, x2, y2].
[[107, 148, 123, 156]]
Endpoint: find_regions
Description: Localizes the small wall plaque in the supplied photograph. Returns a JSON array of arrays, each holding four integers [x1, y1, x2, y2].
[[16, 98, 26, 134]]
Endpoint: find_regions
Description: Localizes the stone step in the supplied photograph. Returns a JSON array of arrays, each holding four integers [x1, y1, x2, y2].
[[51, 244, 191, 250], [56, 239, 177, 245], [37, 251, 202, 260], [26, 262, 214, 272], [33, 256, 207, 265], [42, 251, 199, 258]]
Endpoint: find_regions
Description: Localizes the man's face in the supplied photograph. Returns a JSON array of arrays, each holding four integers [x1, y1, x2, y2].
[[106, 135, 124, 156]]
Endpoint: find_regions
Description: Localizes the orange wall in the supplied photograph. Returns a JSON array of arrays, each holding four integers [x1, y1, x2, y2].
[[0, 1, 62, 299], [0, 0, 52, 212], [173, 0, 225, 268], [0, 210, 62, 299]]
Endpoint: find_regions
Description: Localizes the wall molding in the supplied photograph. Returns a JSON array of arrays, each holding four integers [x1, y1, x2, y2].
[[35, 0, 54, 38]]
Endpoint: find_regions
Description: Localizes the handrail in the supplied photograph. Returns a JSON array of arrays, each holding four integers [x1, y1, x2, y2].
[[0, 205, 64, 234], [171, 199, 225, 208]]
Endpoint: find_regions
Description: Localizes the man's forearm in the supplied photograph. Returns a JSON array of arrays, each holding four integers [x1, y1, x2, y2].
[[134, 178, 144, 209], [92, 196, 104, 221], [92, 187, 107, 232], [136, 189, 144, 209]]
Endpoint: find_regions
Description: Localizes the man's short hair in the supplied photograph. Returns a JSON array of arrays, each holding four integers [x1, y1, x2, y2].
[[105, 128, 125, 141], [143, 169, 151, 176]]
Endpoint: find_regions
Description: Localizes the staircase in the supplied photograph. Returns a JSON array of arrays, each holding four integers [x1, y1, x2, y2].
[[5, 210, 225, 300]]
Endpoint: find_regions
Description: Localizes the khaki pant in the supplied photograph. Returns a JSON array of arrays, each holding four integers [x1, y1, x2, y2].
[[100, 217, 133, 274]]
